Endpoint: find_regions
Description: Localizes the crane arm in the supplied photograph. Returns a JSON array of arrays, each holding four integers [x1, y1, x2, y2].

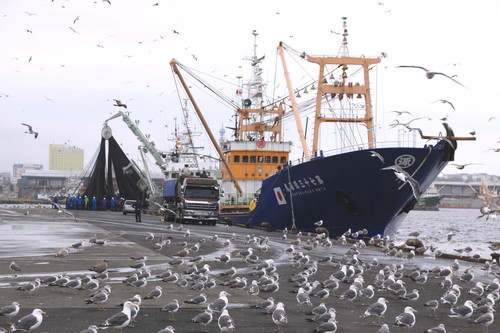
[[104, 111, 167, 172]]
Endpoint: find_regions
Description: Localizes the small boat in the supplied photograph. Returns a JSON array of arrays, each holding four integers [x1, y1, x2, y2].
[[414, 186, 441, 211], [171, 19, 474, 238]]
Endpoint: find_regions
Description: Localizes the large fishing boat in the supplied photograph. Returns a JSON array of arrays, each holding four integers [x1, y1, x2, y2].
[[170, 20, 474, 238]]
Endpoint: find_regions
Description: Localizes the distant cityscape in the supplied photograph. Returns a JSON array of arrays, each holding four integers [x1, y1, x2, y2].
[[1, 144, 84, 200]]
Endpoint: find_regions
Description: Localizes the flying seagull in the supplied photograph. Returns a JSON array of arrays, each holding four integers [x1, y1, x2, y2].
[[382, 165, 421, 200], [369, 150, 385, 163], [391, 110, 413, 116], [433, 99, 456, 110], [113, 99, 127, 108], [21, 123, 38, 138], [449, 163, 482, 170], [397, 65, 467, 87]]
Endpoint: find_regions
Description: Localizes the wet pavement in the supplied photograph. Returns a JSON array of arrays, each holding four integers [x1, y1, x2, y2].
[[0, 207, 498, 332]]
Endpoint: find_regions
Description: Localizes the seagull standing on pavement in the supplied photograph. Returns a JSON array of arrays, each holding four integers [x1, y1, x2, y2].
[[9, 308, 46, 333], [272, 302, 287, 332], [99, 301, 138, 332], [0, 302, 20, 324]]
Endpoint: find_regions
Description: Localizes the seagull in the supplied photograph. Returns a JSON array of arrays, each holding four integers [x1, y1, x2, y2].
[[449, 300, 475, 320], [192, 309, 213, 332], [408, 231, 421, 237], [424, 323, 447, 333], [382, 165, 421, 200], [378, 324, 391, 333], [21, 123, 38, 139], [363, 297, 387, 325], [296, 287, 313, 309], [9, 308, 46, 333], [394, 306, 417, 331], [218, 308, 235, 332], [9, 261, 21, 273], [155, 325, 175, 333], [397, 65, 467, 87], [184, 293, 207, 305], [311, 318, 337, 333], [99, 301, 138, 332], [144, 286, 162, 301], [272, 302, 287, 332], [391, 110, 413, 116], [369, 150, 385, 163], [84, 288, 110, 310], [472, 311, 494, 332], [251, 297, 275, 313], [449, 163, 482, 170], [313, 220, 323, 227], [160, 299, 179, 321], [208, 291, 230, 313], [79, 325, 99, 333], [433, 99, 456, 111], [89, 259, 109, 273], [113, 99, 127, 108], [424, 299, 439, 317], [0, 302, 20, 324]]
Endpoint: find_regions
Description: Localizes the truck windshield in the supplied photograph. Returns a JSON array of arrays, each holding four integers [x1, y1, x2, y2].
[[184, 187, 219, 199]]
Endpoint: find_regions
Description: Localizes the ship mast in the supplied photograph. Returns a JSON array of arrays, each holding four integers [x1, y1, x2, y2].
[[170, 58, 244, 197], [280, 17, 380, 158], [238, 30, 286, 143], [311, 17, 379, 153]]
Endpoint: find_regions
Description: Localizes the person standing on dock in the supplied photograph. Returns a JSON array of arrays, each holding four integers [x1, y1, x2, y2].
[[84, 195, 89, 210], [101, 197, 107, 211], [110, 197, 116, 211], [181, 164, 190, 176], [132, 199, 142, 222], [92, 196, 97, 211]]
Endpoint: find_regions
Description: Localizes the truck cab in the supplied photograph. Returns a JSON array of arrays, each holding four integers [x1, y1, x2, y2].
[[163, 176, 220, 225]]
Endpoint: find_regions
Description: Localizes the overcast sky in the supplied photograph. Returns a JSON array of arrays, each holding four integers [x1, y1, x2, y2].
[[1, 0, 499, 177]]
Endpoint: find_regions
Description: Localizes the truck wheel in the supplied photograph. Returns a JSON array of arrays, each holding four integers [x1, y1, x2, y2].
[[123, 212, 126, 215]]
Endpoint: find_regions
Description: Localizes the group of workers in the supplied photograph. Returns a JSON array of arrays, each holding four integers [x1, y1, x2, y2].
[[61, 195, 125, 212]]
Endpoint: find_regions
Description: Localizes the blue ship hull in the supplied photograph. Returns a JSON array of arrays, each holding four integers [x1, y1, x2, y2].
[[221, 141, 454, 239]]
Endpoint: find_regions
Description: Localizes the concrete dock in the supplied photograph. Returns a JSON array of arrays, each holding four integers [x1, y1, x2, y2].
[[0, 207, 497, 332]]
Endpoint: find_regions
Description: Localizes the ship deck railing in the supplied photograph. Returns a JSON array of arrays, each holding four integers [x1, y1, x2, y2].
[[288, 140, 422, 166]]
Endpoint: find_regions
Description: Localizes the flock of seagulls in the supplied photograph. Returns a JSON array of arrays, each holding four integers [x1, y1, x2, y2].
[[1, 208, 499, 333]]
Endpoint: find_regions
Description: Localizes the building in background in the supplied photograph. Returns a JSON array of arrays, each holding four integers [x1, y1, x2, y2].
[[13, 163, 43, 179], [49, 144, 84, 171]]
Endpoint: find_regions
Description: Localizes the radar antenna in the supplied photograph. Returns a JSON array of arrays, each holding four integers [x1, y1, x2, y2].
[[337, 17, 349, 57]]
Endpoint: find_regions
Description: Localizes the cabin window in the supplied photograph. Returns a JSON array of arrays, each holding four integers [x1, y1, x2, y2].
[[250, 155, 256, 163], [226, 155, 230, 163], [242, 155, 249, 163], [234, 155, 240, 163], [171, 172, 179, 178], [265, 156, 271, 163], [258, 156, 264, 163], [280, 156, 287, 164], [272, 156, 278, 163]]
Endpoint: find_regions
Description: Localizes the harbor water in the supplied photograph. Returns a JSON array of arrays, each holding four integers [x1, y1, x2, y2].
[[394, 207, 499, 259]]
